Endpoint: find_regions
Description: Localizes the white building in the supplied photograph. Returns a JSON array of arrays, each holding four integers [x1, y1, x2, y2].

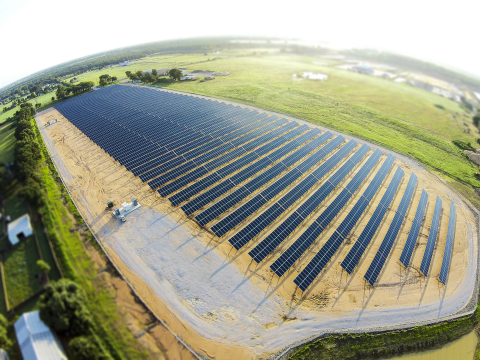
[[14, 311, 67, 360], [7, 213, 33, 246]]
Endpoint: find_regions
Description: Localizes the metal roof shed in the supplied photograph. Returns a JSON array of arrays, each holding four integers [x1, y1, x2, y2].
[[7, 214, 33, 246], [14, 311, 67, 360]]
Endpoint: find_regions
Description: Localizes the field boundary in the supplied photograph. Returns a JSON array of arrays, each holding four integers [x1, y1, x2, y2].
[[34, 110, 205, 360]]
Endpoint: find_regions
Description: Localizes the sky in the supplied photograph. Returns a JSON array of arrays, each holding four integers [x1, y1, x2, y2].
[[0, 0, 479, 89]]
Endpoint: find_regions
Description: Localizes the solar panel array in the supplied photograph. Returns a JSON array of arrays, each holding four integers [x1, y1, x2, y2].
[[54, 85, 459, 293]]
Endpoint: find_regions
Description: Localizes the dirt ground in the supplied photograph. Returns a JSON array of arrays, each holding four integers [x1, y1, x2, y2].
[[36, 106, 478, 359]]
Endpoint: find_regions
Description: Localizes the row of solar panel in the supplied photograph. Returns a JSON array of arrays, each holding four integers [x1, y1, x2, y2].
[[57, 85, 458, 291], [56, 88, 281, 182]]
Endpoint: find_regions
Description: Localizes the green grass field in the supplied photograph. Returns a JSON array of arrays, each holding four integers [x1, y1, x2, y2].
[[3, 235, 43, 308], [0, 123, 15, 164], [0, 91, 56, 124], [1, 194, 62, 310], [3, 196, 42, 308]]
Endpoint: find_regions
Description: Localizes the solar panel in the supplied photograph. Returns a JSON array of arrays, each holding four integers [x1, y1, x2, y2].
[[439, 202, 456, 285], [340, 167, 404, 275], [268, 150, 382, 277], [363, 173, 417, 285], [419, 195, 443, 276], [196, 163, 286, 225], [211, 194, 267, 237], [248, 144, 370, 264], [399, 190, 428, 267], [225, 140, 359, 251], [169, 172, 222, 207]]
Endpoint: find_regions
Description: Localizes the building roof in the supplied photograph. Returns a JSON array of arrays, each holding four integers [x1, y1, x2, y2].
[[7, 213, 32, 246], [14, 311, 67, 360]]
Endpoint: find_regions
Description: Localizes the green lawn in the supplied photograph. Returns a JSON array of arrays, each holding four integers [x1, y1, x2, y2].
[[3, 235, 43, 308], [0, 123, 15, 164], [0, 194, 61, 312], [3, 197, 43, 308]]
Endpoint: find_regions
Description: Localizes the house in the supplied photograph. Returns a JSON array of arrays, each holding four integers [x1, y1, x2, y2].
[[14, 311, 67, 360], [7, 213, 33, 245], [118, 61, 133, 67]]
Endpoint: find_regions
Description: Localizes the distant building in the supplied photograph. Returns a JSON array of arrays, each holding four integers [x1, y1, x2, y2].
[[14, 311, 67, 360], [180, 76, 197, 81], [118, 61, 133, 67], [204, 76, 215, 80], [353, 64, 374, 75], [7, 213, 32, 246]]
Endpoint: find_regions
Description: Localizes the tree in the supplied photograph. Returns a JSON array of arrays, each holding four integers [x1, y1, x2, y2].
[[56, 86, 66, 100], [151, 69, 158, 77], [168, 68, 183, 81], [70, 79, 74, 84], [52, 96, 55, 101], [111, 76, 117, 82], [142, 72, 156, 84], [125, 71, 132, 78], [37, 260, 51, 275], [135, 70, 144, 80], [39, 279, 93, 336], [18, 178, 44, 207], [99, 78, 108, 87], [14, 120, 32, 139]]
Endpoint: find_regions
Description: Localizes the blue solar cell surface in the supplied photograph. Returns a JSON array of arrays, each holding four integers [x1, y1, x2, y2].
[[439, 202, 456, 285], [399, 190, 428, 267], [419, 196, 443, 276]]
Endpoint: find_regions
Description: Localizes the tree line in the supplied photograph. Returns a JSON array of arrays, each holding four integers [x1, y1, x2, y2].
[[55, 81, 94, 100], [125, 68, 183, 84], [2, 103, 119, 359], [0, 37, 270, 100]]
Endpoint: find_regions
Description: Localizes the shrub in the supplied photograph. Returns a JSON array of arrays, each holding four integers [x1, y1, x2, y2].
[[37, 260, 51, 275], [69, 336, 108, 360], [39, 279, 93, 336], [452, 140, 476, 152]]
